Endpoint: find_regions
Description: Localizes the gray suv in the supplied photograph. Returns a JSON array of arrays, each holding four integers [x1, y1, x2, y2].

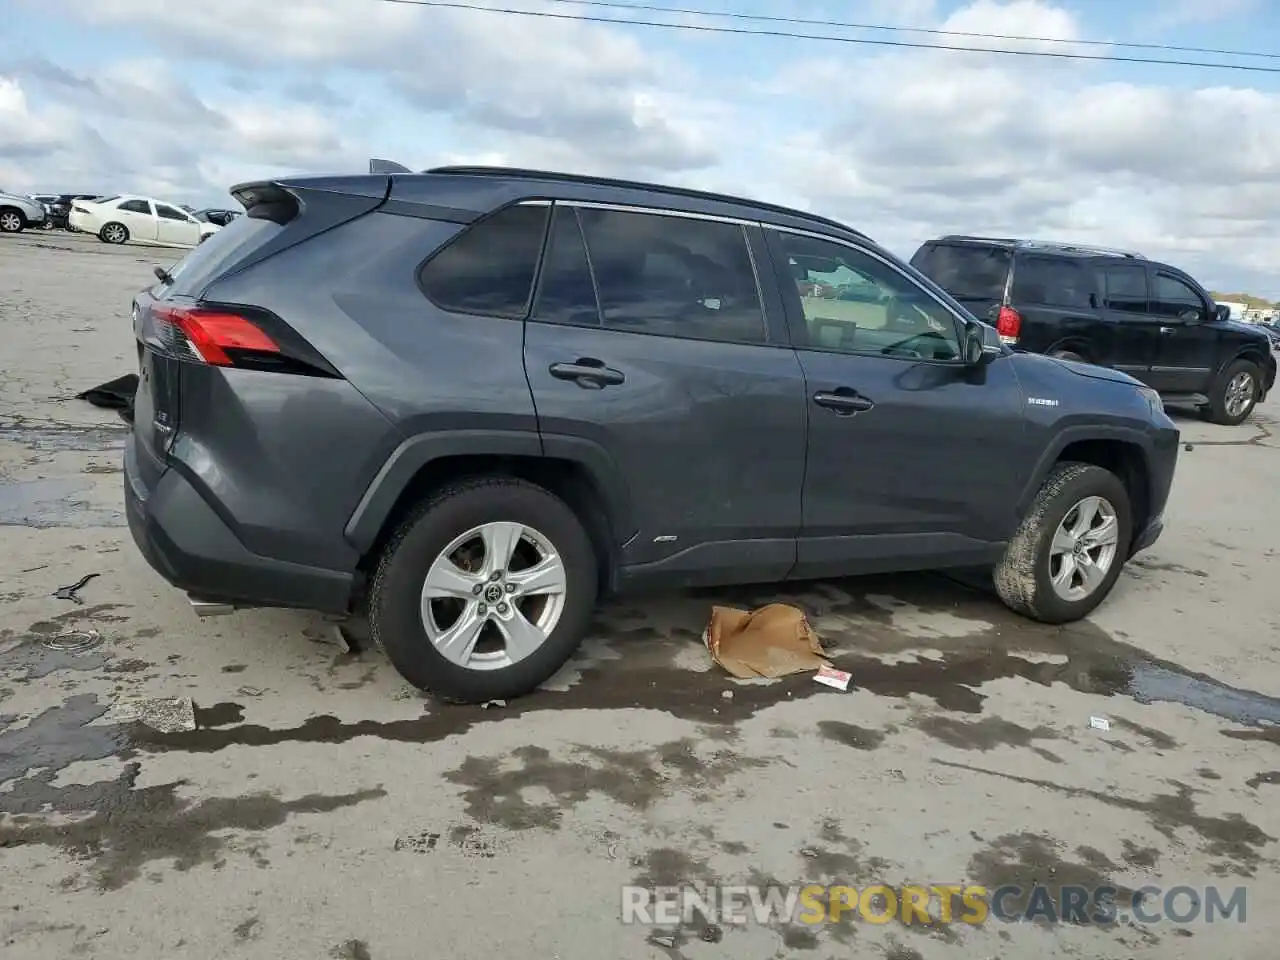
[[125, 166, 1180, 702]]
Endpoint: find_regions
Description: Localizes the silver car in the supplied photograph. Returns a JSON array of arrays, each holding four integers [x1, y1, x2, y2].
[[0, 190, 47, 233]]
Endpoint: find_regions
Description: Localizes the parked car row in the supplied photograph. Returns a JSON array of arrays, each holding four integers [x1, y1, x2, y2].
[[2, 188, 241, 249]]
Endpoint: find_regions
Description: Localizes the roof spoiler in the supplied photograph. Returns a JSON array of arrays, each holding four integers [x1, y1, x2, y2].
[[369, 158, 412, 175]]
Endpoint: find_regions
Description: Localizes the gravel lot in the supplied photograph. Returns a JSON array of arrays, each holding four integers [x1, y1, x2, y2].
[[2, 229, 1279, 960]]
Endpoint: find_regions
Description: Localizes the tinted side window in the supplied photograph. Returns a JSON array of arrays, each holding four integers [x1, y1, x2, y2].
[[118, 200, 151, 215], [156, 204, 188, 221], [419, 204, 549, 318], [1151, 273, 1206, 320], [576, 208, 766, 344], [1011, 256, 1094, 309], [532, 206, 600, 327], [1101, 264, 1148, 314]]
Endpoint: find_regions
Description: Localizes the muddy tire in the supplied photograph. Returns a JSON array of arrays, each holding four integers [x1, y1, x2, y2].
[[369, 475, 597, 703], [1200, 358, 1261, 426], [993, 462, 1132, 624]]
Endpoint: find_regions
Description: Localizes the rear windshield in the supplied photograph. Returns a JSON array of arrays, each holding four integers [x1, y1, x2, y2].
[[911, 242, 1013, 301], [159, 212, 282, 299]]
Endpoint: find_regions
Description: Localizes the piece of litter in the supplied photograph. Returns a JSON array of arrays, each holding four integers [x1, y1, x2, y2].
[[814, 664, 852, 691], [104, 696, 196, 733], [40, 629, 103, 654], [481, 699, 506, 709], [704, 604, 829, 679], [1089, 715, 1111, 732], [52, 572, 100, 605], [648, 934, 677, 949]]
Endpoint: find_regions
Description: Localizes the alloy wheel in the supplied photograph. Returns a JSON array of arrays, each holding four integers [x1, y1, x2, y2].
[[1048, 495, 1120, 603], [1224, 371, 1257, 420], [419, 521, 567, 671], [0, 212, 21, 232]]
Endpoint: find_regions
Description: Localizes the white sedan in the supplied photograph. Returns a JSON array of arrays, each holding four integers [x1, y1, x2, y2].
[[68, 195, 219, 248]]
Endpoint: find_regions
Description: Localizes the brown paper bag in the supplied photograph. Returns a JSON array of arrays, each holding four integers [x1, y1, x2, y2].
[[704, 604, 829, 679]]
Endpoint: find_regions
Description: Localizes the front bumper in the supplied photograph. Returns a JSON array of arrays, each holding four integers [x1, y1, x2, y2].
[[124, 433, 354, 613]]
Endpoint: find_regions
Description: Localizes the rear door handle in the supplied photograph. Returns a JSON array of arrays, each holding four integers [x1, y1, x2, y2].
[[549, 359, 625, 389], [1159, 326, 1176, 335], [813, 390, 875, 415]]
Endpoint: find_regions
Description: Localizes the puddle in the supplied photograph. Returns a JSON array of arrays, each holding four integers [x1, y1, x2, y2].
[[108, 573, 1280, 754], [0, 477, 124, 528]]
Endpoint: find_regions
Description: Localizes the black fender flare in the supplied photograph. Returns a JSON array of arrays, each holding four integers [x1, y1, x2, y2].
[[342, 429, 634, 555], [1015, 424, 1156, 519]]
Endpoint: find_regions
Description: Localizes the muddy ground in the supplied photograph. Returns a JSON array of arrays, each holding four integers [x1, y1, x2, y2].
[[2, 230, 1278, 959]]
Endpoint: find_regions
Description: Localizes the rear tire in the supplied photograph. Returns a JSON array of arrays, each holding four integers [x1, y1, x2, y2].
[[369, 476, 598, 703], [993, 462, 1132, 624], [99, 222, 129, 245], [1200, 358, 1261, 426], [0, 208, 25, 233]]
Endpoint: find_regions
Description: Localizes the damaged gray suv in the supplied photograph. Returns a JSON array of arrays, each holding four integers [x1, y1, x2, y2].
[[125, 165, 1180, 702]]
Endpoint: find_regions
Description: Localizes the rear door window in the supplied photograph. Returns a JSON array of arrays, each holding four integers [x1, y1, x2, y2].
[[1100, 264, 1149, 314], [574, 207, 767, 344], [1011, 256, 1094, 309], [419, 203, 549, 319], [118, 199, 151, 215], [910, 243, 1012, 301]]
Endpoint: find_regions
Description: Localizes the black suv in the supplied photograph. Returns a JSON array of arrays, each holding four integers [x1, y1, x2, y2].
[[125, 167, 1179, 702], [910, 237, 1276, 425]]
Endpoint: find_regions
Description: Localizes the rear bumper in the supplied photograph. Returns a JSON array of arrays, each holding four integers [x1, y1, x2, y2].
[[124, 433, 354, 613]]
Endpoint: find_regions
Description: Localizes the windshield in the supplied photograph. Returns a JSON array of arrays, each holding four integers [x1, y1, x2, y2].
[[911, 242, 1013, 301]]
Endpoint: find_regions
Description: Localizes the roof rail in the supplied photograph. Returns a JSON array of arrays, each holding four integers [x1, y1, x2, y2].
[[938, 234, 1145, 259], [423, 165, 870, 240], [939, 234, 1019, 245], [1018, 239, 1147, 259]]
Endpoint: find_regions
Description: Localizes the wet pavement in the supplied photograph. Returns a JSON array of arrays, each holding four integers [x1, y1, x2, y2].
[[2, 231, 1279, 958]]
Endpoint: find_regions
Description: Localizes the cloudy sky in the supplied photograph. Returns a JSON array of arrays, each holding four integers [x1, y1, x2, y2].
[[4, 0, 1280, 296]]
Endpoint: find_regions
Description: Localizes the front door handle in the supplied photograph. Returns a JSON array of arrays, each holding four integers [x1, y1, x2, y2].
[[1159, 326, 1176, 335], [549, 359, 625, 389], [813, 390, 875, 415]]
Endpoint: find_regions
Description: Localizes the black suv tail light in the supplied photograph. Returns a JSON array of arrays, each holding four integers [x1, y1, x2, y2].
[[996, 305, 1022, 344]]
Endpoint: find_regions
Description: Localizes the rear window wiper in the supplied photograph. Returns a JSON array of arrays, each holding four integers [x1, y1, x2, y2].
[[153, 265, 174, 286]]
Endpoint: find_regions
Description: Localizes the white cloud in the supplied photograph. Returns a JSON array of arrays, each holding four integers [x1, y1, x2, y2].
[[4, 0, 1280, 296]]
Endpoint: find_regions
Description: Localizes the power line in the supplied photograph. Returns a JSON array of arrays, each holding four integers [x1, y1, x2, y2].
[[374, 0, 1280, 73], [535, 0, 1280, 62]]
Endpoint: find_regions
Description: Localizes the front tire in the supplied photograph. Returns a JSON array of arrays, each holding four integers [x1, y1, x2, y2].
[[993, 463, 1132, 624], [99, 222, 129, 245], [370, 476, 598, 703], [0, 208, 25, 233], [1201, 358, 1261, 426]]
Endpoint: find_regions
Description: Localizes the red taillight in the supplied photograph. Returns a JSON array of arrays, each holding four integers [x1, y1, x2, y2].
[[152, 304, 280, 367], [996, 305, 1022, 343]]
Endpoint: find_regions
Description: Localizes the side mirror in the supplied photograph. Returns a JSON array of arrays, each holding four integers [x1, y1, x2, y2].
[[963, 320, 1001, 367], [1214, 303, 1231, 323]]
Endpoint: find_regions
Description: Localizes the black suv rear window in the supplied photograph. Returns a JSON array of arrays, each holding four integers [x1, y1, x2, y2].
[[911, 243, 1012, 301]]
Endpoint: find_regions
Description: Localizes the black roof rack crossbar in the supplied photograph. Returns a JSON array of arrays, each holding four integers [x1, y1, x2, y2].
[[423, 165, 870, 240]]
